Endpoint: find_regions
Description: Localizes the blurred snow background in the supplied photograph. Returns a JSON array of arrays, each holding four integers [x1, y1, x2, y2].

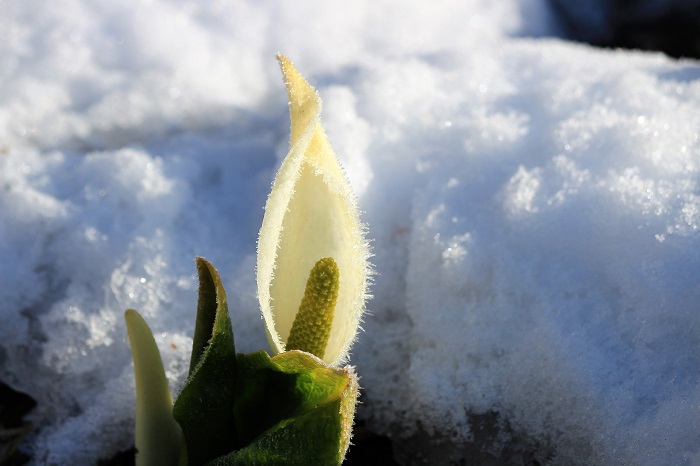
[[1, 0, 699, 464]]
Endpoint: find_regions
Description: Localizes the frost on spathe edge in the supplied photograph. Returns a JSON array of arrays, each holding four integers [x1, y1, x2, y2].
[[257, 54, 371, 367]]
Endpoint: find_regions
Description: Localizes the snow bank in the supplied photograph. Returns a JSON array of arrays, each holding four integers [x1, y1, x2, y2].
[[0, 1, 699, 464], [357, 41, 700, 464]]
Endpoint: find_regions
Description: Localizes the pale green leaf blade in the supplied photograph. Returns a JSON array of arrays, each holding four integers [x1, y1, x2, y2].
[[125, 309, 185, 466]]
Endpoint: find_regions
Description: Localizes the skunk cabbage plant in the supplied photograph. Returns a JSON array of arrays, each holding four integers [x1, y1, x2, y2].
[[124, 55, 370, 466]]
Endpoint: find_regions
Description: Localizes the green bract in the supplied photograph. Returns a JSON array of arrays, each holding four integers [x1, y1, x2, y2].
[[124, 55, 368, 466], [215, 350, 357, 466]]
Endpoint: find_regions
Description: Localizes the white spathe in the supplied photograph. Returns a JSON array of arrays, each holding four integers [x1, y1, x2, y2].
[[256, 55, 371, 367]]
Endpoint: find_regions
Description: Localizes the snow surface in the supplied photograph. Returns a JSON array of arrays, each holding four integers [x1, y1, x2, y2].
[[1, 1, 699, 465]]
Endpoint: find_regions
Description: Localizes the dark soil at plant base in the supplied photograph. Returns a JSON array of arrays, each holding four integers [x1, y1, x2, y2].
[[0, 382, 35, 466], [98, 420, 400, 466]]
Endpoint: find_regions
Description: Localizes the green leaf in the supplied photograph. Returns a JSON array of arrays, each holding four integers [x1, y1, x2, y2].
[[125, 309, 186, 466], [207, 350, 358, 466], [206, 399, 346, 466], [189, 257, 219, 375], [173, 258, 238, 466]]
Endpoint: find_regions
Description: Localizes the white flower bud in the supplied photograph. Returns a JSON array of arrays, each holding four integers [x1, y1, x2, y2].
[[257, 55, 371, 366]]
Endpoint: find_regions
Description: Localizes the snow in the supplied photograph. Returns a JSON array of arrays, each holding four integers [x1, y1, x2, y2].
[[1, 1, 699, 465]]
